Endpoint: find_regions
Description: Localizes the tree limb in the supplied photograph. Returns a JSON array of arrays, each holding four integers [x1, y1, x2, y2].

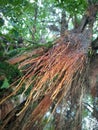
[[92, 37, 98, 49]]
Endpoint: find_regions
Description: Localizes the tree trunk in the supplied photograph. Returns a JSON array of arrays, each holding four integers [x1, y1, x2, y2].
[[60, 10, 68, 35], [89, 55, 98, 121], [0, 3, 98, 130]]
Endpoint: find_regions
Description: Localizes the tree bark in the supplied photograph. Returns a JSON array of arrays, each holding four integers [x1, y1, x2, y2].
[[0, 3, 98, 130]]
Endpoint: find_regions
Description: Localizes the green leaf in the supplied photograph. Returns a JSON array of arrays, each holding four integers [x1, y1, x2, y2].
[[0, 18, 4, 27], [1, 78, 9, 89]]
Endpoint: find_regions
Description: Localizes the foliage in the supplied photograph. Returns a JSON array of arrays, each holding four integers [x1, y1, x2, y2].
[[55, 0, 87, 15], [0, 0, 57, 51], [0, 61, 21, 88], [1, 78, 9, 89]]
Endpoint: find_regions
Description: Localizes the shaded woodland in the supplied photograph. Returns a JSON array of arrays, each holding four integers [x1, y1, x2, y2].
[[0, 0, 98, 130]]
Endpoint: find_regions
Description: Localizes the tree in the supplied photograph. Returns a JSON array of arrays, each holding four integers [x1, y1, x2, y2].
[[0, 0, 98, 130]]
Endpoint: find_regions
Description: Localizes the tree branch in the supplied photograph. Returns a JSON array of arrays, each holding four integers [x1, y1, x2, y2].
[[78, 4, 98, 32], [92, 37, 98, 49]]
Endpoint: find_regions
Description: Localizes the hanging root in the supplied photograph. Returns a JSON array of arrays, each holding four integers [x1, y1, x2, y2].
[[0, 35, 89, 129]]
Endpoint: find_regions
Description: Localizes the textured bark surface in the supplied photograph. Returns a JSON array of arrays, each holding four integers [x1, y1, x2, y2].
[[89, 55, 98, 121]]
